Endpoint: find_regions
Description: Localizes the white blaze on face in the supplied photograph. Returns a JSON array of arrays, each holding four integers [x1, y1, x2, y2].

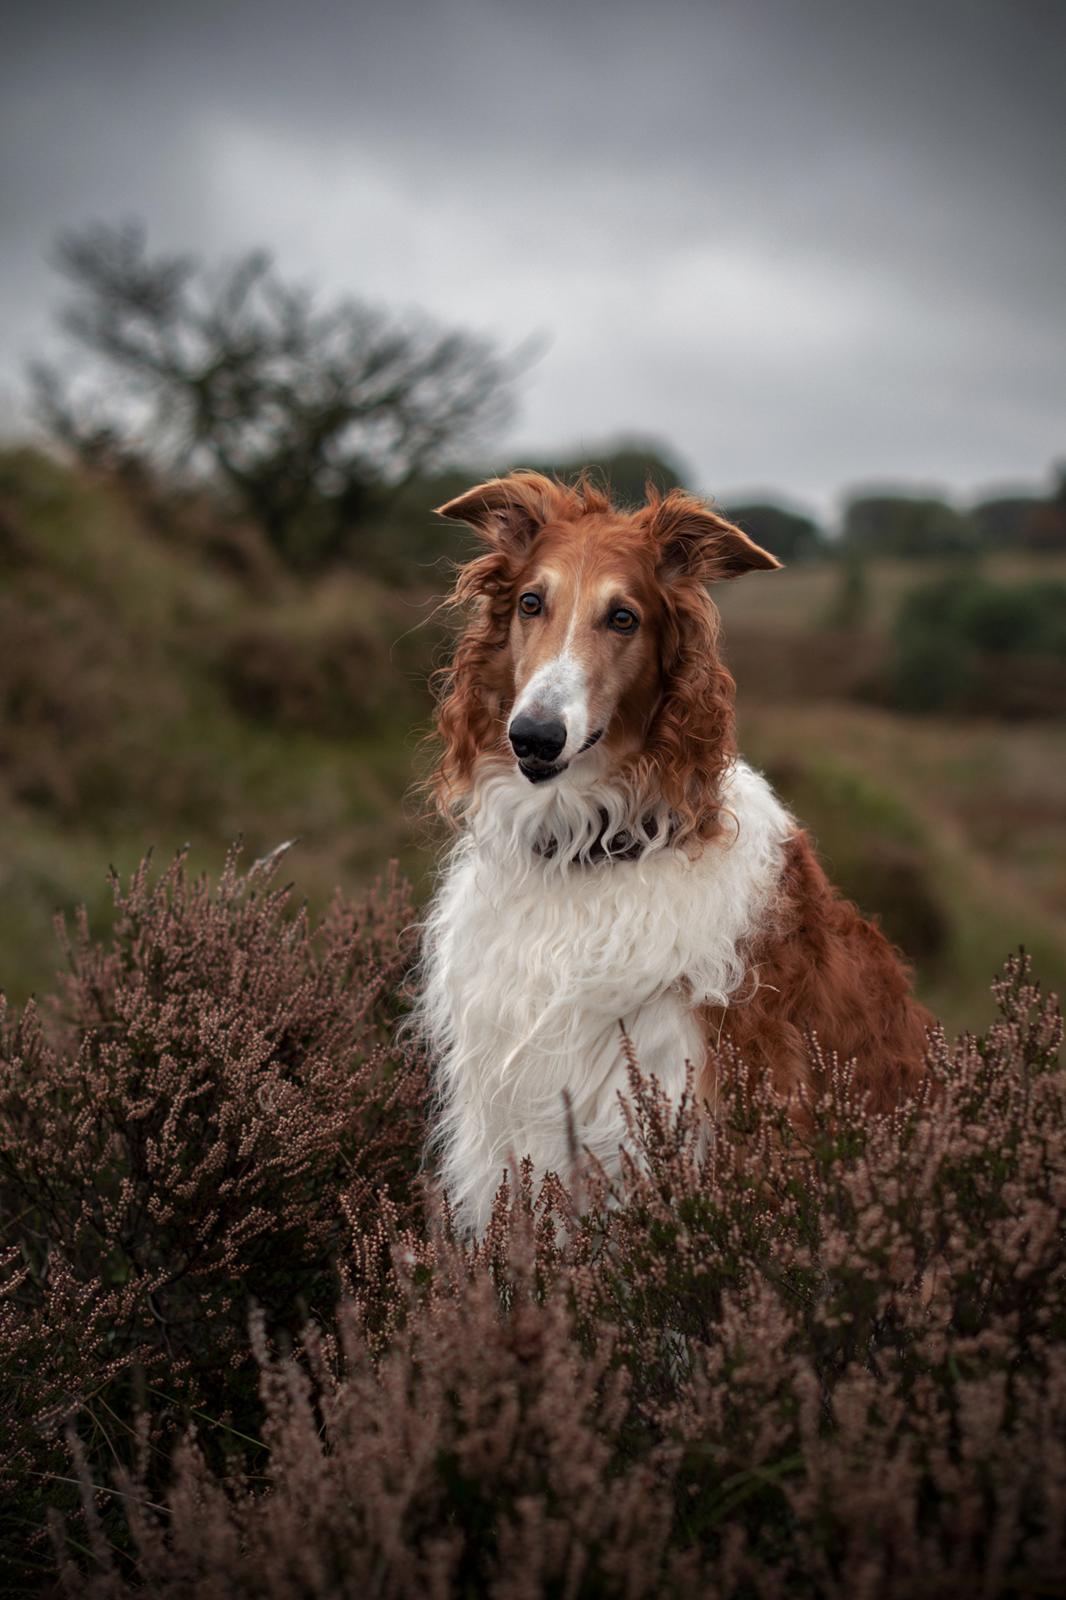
[[511, 592, 591, 761], [512, 651, 590, 759]]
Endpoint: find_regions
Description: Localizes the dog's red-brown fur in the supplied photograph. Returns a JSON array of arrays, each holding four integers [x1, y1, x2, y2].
[[434, 471, 931, 1111], [703, 832, 932, 1109]]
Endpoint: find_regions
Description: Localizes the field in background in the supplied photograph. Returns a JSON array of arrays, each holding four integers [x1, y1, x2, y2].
[[717, 561, 1066, 1029], [1, 447, 1064, 1033], [0, 449, 438, 1005]]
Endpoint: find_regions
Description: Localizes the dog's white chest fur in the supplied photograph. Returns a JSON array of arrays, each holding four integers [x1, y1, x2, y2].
[[419, 759, 792, 1233]]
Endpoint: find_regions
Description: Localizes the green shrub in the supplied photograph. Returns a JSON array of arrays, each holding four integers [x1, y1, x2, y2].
[[725, 501, 825, 564], [892, 627, 977, 713], [956, 580, 1066, 656], [821, 551, 871, 629], [843, 495, 977, 557], [890, 574, 1066, 712]]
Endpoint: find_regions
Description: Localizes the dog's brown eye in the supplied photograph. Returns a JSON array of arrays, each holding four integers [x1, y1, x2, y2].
[[609, 607, 639, 633], [518, 592, 542, 617]]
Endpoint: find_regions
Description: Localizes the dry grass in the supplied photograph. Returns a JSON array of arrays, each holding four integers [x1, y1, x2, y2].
[[714, 549, 1066, 634], [737, 701, 1066, 1031]]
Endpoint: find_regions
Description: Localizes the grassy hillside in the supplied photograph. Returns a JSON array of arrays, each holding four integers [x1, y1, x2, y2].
[[1, 447, 1064, 1031], [0, 448, 442, 1002], [716, 560, 1066, 1031]]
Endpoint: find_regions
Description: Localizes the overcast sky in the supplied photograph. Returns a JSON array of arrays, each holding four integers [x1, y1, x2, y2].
[[2, 0, 1063, 517]]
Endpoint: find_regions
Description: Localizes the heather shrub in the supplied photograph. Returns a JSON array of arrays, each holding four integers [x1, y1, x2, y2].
[[3, 850, 1065, 1596], [0, 849, 427, 1579]]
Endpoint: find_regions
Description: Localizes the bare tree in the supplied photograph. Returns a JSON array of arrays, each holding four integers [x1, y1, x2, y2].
[[31, 223, 516, 569]]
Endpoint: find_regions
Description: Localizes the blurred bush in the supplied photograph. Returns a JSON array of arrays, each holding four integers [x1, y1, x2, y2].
[[841, 469, 1066, 560], [843, 493, 978, 556], [974, 467, 1066, 551], [219, 618, 384, 733], [0, 850, 1062, 1595], [725, 499, 825, 563], [890, 573, 1066, 713], [821, 550, 871, 628]]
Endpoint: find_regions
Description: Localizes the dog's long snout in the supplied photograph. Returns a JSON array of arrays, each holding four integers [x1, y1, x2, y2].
[[508, 713, 566, 764]]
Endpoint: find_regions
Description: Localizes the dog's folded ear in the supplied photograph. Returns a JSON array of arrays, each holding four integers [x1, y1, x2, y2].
[[646, 490, 782, 581], [435, 471, 563, 553]]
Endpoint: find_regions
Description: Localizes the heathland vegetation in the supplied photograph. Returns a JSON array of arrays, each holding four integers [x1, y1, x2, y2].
[[1, 854, 1063, 1595], [1, 225, 1065, 1592]]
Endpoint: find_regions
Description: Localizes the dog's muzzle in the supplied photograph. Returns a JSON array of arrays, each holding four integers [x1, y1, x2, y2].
[[509, 720, 602, 784]]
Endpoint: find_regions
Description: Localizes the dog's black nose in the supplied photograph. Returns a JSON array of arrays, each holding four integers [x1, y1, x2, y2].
[[509, 713, 566, 763]]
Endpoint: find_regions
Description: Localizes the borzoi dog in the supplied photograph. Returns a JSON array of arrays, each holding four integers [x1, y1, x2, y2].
[[416, 471, 931, 1233]]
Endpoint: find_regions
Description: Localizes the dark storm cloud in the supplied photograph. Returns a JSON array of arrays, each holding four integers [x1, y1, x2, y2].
[[2, 0, 1063, 514]]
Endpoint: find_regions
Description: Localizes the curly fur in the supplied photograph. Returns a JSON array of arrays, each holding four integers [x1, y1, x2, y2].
[[417, 471, 932, 1232], [622, 570, 737, 846]]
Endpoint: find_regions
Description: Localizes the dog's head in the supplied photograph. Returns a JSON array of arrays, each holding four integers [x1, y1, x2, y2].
[[433, 471, 779, 838]]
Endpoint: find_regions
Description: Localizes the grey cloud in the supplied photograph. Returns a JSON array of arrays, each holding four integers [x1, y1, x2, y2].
[[2, 0, 1063, 512]]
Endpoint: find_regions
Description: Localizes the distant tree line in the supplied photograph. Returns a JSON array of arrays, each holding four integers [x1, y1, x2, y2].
[[502, 448, 826, 565], [722, 502, 823, 564], [841, 477, 1066, 558], [29, 222, 1066, 578]]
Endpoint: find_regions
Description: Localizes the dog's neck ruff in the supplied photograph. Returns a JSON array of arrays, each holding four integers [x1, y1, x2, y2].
[[417, 757, 793, 1235], [533, 808, 671, 865], [461, 747, 680, 881]]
